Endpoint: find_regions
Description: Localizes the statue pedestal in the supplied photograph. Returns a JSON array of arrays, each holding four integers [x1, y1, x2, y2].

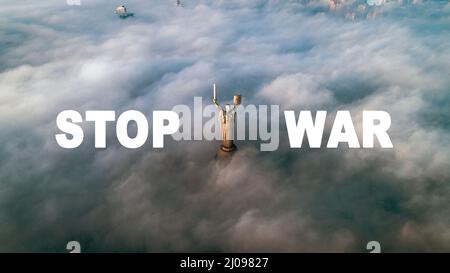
[[220, 144, 236, 152], [215, 144, 237, 161]]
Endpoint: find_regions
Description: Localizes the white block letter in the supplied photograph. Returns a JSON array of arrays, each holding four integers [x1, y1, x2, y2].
[[116, 110, 149, 149], [86, 111, 115, 148], [327, 111, 360, 148], [153, 111, 180, 148], [55, 110, 84, 149], [285, 111, 327, 148], [363, 111, 393, 148]]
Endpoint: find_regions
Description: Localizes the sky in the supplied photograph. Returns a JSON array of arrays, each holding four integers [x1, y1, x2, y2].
[[0, 0, 449, 252]]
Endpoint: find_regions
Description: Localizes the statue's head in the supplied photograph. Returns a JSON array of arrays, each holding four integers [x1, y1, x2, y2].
[[233, 94, 242, 106]]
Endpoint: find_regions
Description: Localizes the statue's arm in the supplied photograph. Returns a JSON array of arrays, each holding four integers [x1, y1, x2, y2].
[[213, 99, 223, 111]]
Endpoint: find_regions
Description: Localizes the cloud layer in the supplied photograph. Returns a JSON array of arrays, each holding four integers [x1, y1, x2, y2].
[[0, 0, 449, 252]]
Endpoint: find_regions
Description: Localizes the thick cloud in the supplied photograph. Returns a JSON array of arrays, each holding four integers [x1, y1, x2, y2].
[[0, 0, 449, 252]]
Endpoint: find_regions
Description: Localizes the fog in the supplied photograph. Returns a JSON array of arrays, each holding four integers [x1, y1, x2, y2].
[[0, 0, 449, 252]]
